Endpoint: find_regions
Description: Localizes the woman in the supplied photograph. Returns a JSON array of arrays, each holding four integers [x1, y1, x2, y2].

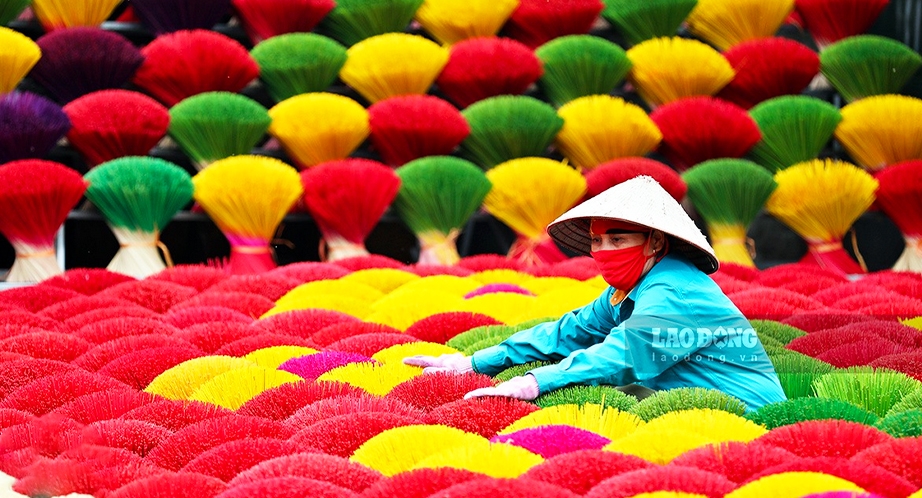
[[406, 176, 786, 411]]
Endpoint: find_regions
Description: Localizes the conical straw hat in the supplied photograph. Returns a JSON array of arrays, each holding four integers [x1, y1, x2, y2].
[[547, 175, 719, 274]]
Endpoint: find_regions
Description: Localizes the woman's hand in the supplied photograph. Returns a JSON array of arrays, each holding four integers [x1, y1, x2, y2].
[[464, 374, 540, 401], [403, 352, 473, 374]]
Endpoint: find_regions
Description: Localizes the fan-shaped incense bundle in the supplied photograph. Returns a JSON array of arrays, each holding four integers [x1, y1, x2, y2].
[[214, 330, 311, 355], [820, 35, 922, 103], [268, 92, 369, 169], [525, 450, 657, 494], [436, 37, 544, 109], [413, 442, 544, 478], [83, 157, 193, 278], [273, 279, 383, 312], [0, 0, 29, 24], [748, 95, 842, 173], [504, 0, 604, 49], [0, 27, 41, 94], [0, 92, 71, 165], [585, 157, 687, 202], [795, 0, 890, 49], [534, 35, 632, 107], [0, 160, 87, 282], [168, 92, 271, 170], [232, 0, 335, 43], [250, 33, 348, 102], [534, 385, 637, 413], [236, 376, 363, 419], [887, 386, 922, 416], [393, 156, 493, 265], [132, 29, 260, 107], [813, 367, 922, 417], [601, 0, 698, 46], [227, 452, 384, 492], [73, 312, 183, 341], [100, 346, 206, 390], [306, 321, 398, 348], [75, 335, 199, 373], [302, 159, 401, 261], [686, 0, 795, 50], [31, 27, 145, 104], [876, 409, 922, 438], [650, 96, 761, 171], [683, 159, 778, 267], [263, 290, 375, 320], [30, 0, 121, 31], [119, 397, 231, 432], [63, 90, 170, 167], [351, 424, 488, 476], [555, 95, 662, 170], [104, 470, 228, 497], [340, 33, 448, 104], [501, 402, 642, 441], [485, 158, 587, 266], [765, 159, 878, 275], [718, 37, 820, 109], [1, 332, 90, 366], [351, 285, 438, 322], [630, 390, 748, 422], [876, 161, 922, 272], [368, 95, 470, 166], [835, 94, 922, 171], [854, 437, 922, 486], [404, 311, 501, 343], [192, 155, 304, 274], [750, 319, 808, 344], [149, 264, 227, 292], [747, 396, 879, 430], [0, 360, 80, 403], [319, 0, 424, 47], [181, 438, 300, 482], [362, 468, 487, 498], [145, 415, 292, 471], [189, 366, 301, 410], [415, 0, 519, 45], [460, 95, 563, 169], [448, 317, 536, 351], [613, 414, 764, 465], [626, 36, 736, 107], [316, 360, 417, 394]]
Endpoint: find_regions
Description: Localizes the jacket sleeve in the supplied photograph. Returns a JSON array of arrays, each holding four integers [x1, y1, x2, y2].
[[527, 280, 705, 393], [470, 287, 619, 376]]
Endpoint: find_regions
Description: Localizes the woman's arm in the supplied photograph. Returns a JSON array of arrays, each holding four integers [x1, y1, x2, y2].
[[527, 281, 701, 393], [470, 286, 620, 376]]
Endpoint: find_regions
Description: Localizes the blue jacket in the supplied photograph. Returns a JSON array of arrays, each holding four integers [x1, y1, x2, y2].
[[471, 252, 787, 411]]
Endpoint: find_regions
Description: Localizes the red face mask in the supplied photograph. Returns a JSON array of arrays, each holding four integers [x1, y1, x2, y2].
[[592, 235, 654, 291]]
